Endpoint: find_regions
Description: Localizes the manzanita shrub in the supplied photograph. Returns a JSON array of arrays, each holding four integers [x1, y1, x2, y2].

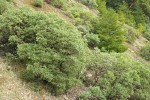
[[80, 50, 150, 100], [0, 0, 12, 15], [0, 7, 89, 95]]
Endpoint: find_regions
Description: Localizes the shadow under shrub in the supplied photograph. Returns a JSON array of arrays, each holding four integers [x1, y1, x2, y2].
[[34, 0, 44, 7], [0, 7, 89, 95]]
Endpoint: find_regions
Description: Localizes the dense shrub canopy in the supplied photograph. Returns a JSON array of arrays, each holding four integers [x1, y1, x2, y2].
[[96, 0, 150, 45], [0, 8, 89, 95], [0, 0, 150, 98], [144, 24, 150, 41], [80, 50, 150, 100], [94, 9, 127, 52], [0, 0, 12, 15], [140, 43, 150, 61], [104, 0, 150, 25], [34, 0, 44, 7]]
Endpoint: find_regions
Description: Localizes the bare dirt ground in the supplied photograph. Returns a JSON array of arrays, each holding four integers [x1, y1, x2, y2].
[[0, 36, 149, 100], [0, 58, 64, 100], [0, 1, 89, 100], [0, 57, 87, 100], [1, 1, 149, 100]]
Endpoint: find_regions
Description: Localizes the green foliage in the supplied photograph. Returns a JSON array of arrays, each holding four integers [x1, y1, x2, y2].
[[82, 50, 150, 99], [0, 0, 149, 98], [105, 0, 150, 26], [144, 31, 150, 41], [63, 2, 95, 34], [132, 7, 147, 25], [64, 2, 94, 21], [94, 9, 127, 52], [6, 0, 12, 2], [123, 24, 137, 43], [85, 33, 100, 48], [29, 82, 42, 92], [79, 87, 106, 100], [0, 7, 89, 95], [143, 24, 150, 41], [96, 0, 107, 14], [140, 43, 150, 61], [118, 2, 136, 26], [76, 0, 98, 8], [137, 0, 150, 18], [34, 0, 43, 7], [105, 0, 123, 10], [51, 0, 67, 8], [136, 23, 145, 37], [77, 25, 90, 35], [83, 49, 116, 86], [0, 0, 11, 15], [21, 70, 36, 81]]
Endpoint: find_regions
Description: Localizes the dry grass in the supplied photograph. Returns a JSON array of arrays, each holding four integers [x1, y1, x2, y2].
[[0, 58, 68, 100], [12, 0, 73, 22], [2, 1, 149, 99], [0, 1, 89, 99], [126, 36, 150, 65], [0, 56, 87, 100]]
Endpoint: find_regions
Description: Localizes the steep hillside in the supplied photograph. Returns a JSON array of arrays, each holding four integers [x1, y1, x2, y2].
[[12, 0, 73, 22], [127, 36, 150, 65], [0, 57, 67, 100], [0, 1, 90, 99], [0, 0, 150, 100], [0, 61, 86, 100]]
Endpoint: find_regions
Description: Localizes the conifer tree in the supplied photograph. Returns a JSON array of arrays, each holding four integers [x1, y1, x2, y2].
[[95, 9, 127, 52]]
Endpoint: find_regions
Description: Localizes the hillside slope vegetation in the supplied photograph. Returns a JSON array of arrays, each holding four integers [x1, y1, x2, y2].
[[0, 0, 150, 100]]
